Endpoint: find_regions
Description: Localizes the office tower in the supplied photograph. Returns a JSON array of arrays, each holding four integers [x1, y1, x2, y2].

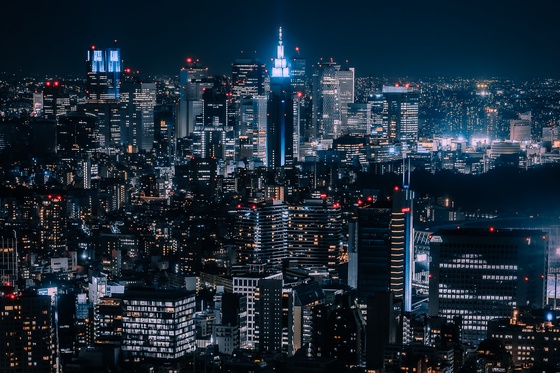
[[232, 272, 283, 349], [121, 289, 196, 360], [56, 112, 99, 156], [312, 60, 341, 140], [192, 87, 235, 161], [154, 104, 176, 166], [346, 102, 372, 136], [368, 93, 386, 137], [0, 293, 56, 373], [382, 85, 419, 143], [257, 278, 284, 352], [86, 45, 121, 101], [119, 81, 157, 152], [267, 27, 294, 169], [231, 58, 266, 100], [428, 228, 548, 345], [43, 80, 70, 119], [290, 48, 306, 91], [288, 198, 343, 272], [390, 183, 414, 312], [252, 95, 268, 164], [177, 58, 210, 139], [94, 296, 123, 345], [38, 194, 66, 253], [235, 200, 288, 269], [337, 66, 355, 131], [0, 233, 17, 287], [347, 199, 392, 301]]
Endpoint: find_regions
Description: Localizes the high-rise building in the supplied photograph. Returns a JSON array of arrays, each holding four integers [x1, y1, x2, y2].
[[347, 199, 392, 301], [121, 289, 196, 360], [38, 194, 66, 254], [428, 228, 548, 344], [288, 198, 342, 272], [232, 58, 266, 100], [267, 27, 294, 169], [86, 45, 121, 101], [43, 80, 70, 119], [390, 184, 414, 312], [119, 81, 157, 152], [312, 60, 341, 140], [0, 293, 56, 373], [257, 278, 284, 352], [177, 58, 210, 139], [382, 85, 419, 143], [232, 272, 283, 349], [0, 233, 17, 287], [192, 87, 235, 161], [235, 200, 288, 269], [337, 66, 355, 131]]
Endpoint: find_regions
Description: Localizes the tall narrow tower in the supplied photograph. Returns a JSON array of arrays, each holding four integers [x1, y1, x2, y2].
[[390, 158, 414, 312], [267, 27, 294, 169]]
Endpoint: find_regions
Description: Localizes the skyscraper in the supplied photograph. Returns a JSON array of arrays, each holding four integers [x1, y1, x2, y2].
[[428, 228, 548, 344], [390, 183, 414, 312], [312, 60, 342, 140], [267, 27, 294, 169], [177, 59, 210, 139], [119, 80, 157, 152], [232, 58, 266, 100], [0, 293, 56, 372], [86, 45, 121, 101], [235, 200, 288, 269], [288, 198, 342, 272], [382, 85, 419, 144]]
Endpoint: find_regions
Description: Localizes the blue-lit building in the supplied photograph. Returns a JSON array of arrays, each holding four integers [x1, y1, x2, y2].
[[267, 27, 294, 170], [86, 45, 121, 101]]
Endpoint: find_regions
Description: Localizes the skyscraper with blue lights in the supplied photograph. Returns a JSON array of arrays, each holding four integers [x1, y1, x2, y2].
[[267, 27, 294, 170]]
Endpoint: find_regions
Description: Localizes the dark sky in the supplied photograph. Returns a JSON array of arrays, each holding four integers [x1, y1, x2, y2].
[[1, 0, 558, 78]]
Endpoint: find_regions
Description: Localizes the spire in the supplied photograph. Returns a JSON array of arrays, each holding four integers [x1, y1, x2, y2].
[[272, 26, 290, 78]]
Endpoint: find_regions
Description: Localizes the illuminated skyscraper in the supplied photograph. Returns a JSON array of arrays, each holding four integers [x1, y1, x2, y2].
[[177, 59, 210, 139], [382, 85, 419, 143], [429, 228, 548, 345], [337, 66, 355, 131], [235, 200, 288, 269], [267, 27, 294, 169], [0, 293, 56, 372], [119, 81, 157, 151], [312, 60, 342, 139], [288, 198, 342, 272], [86, 45, 121, 101], [232, 58, 266, 100], [390, 183, 414, 312], [121, 289, 196, 360]]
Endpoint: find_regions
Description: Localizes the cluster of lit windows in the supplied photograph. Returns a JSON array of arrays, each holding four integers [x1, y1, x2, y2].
[[440, 263, 517, 270]]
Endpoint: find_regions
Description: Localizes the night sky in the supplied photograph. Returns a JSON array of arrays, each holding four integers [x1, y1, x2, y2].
[[1, 0, 558, 78]]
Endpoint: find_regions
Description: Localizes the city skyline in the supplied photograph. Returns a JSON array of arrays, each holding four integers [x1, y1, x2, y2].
[[1, 0, 559, 78]]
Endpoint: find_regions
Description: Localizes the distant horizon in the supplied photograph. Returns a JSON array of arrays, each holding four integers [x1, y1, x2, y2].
[[1, 0, 558, 80]]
